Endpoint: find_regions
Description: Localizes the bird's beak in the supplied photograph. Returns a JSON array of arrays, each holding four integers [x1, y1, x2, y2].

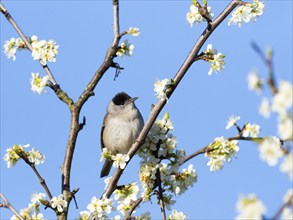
[[129, 97, 138, 103]]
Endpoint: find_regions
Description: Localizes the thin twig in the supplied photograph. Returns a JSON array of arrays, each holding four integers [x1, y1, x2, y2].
[[30, 164, 53, 200], [0, 193, 25, 220], [251, 41, 278, 95], [14, 149, 54, 200], [272, 194, 293, 220], [103, 0, 241, 199], [112, 0, 120, 46]]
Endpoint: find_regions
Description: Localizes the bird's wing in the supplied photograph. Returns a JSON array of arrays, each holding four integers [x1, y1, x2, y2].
[[100, 112, 109, 150]]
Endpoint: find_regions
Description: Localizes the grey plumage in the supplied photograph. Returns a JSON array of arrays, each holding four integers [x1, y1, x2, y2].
[[100, 92, 144, 177]]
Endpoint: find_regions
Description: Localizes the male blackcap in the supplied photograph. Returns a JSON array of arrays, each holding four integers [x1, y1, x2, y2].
[[100, 92, 144, 177]]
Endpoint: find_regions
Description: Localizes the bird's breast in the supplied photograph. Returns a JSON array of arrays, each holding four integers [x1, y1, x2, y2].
[[103, 115, 143, 154]]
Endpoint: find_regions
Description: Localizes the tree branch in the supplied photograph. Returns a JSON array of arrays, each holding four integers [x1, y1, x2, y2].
[[103, 0, 241, 199], [0, 2, 74, 107], [124, 197, 143, 220], [61, 0, 125, 214], [30, 164, 53, 200], [0, 2, 57, 85], [0, 193, 24, 220], [156, 169, 167, 220]]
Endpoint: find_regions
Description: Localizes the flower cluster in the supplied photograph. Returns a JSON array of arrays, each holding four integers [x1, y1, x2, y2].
[[169, 164, 197, 196], [3, 144, 45, 168], [204, 44, 225, 75], [116, 40, 135, 57], [10, 193, 46, 220], [51, 194, 68, 213], [206, 137, 240, 172], [30, 72, 49, 94], [186, 3, 213, 26], [235, 194, 267, 220], [127, 27, 140, 36], [154, 78, 173, 102], [138, 113, 197, 207], [3, 35, 59, 65], [100, 148, 130, 170], [3, 37, 24, 61], [78, 196, 113, 219], [114, 182, 140, 215], [31, 35, 59, 65], [228, 0, 265, 27]]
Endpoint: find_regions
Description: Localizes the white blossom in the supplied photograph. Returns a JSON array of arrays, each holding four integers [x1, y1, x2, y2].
[[168, 209, 187, 220], [228, 1, 264, 27], [235, 194, 267, 220], [31, 193, 46, 204], [51, 194, 68, 212], [247, 70, 263, 94], [31, 36, 59, 65], [226, 115, 241, 129], [272, 81, 293, 114], [280, 153, 293, 181], [206, 137, 240, 172], [30, 72, 49, 94], [250, 0, 265, 21], [28, 147, 45, 165], [204, 44, 225, 75], [3, 144, 29, 168], [86, 196, 113, 218], [259, 137, 283, 166], [228, 5, 252, 27], [186, 5, 203, 26], [154, 78, 171, 102], [259, 98, 271, 118], [3, 37, 22, 61], [116, 40, 134, 57], [242, 123, 260, 137], [278, 114, 293, 140], [78, 210, 90, 220], [127, 27, 140, 36], [111, 153, 130, 169]]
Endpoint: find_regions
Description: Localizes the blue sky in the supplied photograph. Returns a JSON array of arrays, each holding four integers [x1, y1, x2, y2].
[[1, 1, 292, 219]]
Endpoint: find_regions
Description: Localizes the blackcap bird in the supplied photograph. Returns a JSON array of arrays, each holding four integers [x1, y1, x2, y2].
[[100, 92, 144, 177]]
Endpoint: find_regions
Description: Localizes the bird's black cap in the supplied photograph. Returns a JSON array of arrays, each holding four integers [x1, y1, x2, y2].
[[112, 92, 131, 106]]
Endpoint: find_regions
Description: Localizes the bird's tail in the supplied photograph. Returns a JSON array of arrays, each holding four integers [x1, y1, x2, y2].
[[100, 160, 113, 178]]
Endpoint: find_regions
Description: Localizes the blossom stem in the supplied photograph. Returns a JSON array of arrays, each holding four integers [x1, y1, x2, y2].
[[0, 193, 25, 220]]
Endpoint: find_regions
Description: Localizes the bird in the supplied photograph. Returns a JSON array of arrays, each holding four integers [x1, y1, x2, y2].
[[100, 92, 144, 177]]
